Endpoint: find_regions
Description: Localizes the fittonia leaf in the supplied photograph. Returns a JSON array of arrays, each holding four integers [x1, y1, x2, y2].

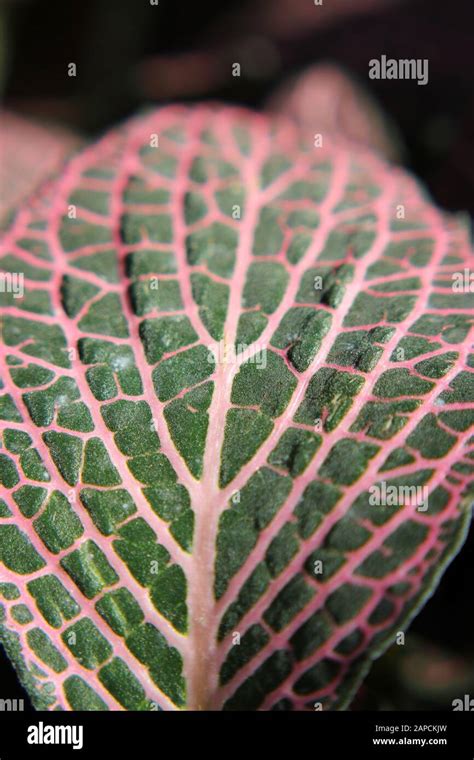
[[0, 105, 473, 711], [0, 111, 81, 222]]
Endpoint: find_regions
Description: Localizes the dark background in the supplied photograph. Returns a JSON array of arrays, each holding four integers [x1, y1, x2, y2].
[[0, 0, 473, 710]]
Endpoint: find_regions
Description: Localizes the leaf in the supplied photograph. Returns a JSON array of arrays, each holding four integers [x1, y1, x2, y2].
[[0, 111, 81, 222], [0, 105, 473, 711], [266, 64, 403, 161]]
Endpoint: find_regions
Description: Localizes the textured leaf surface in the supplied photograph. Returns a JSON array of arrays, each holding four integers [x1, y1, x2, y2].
[[0, 105, 473, 711]]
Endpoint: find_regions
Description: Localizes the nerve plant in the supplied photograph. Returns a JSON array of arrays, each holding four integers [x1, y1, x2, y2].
[[0, 102, 473, 711]]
